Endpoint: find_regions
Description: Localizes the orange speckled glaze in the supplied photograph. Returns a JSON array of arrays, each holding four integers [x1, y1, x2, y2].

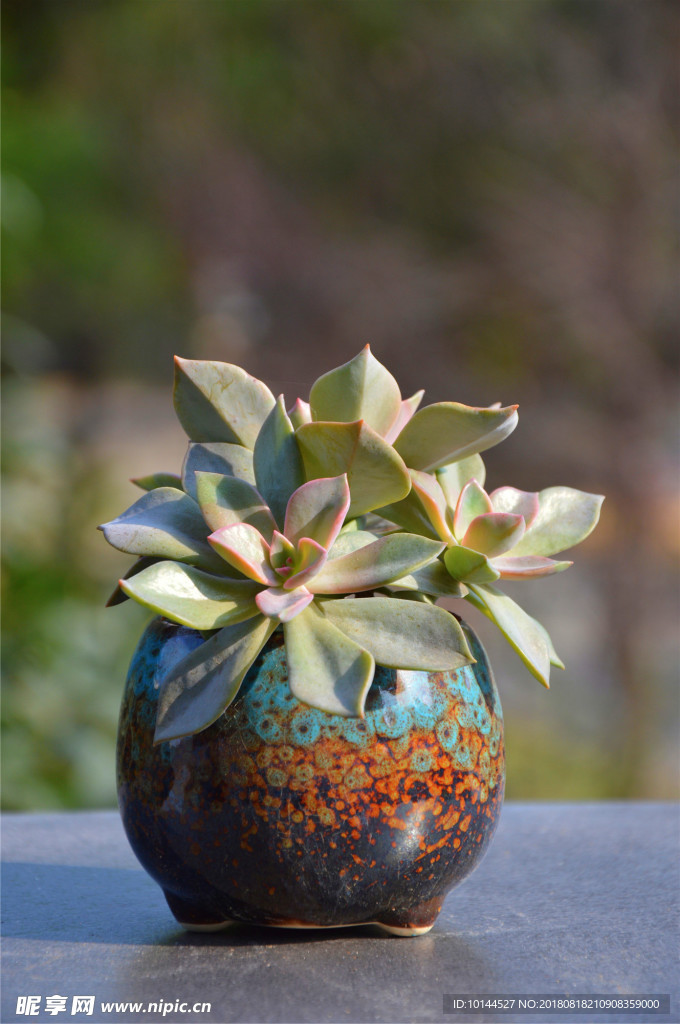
[[117, 616, 504, 933]]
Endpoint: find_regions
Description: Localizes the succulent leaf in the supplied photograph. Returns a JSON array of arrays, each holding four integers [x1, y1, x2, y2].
[[327, 529, 377, 560], [383, 390, 425, 444], [462, 512, 526, 557], [436, 455, 486, 508], [154, 616, 277, 743], [453, 479, 493, 539], [106, 556, 160, 607], [283, 538, 328, 589], [173, 356, 275, 446], [283, 475, 350, 550], [208, 523, 278, 585], [491, 555, 572, 579], [255, 586, 314, 622], [508, 487, 605, 557], [119, 562, 261, 630], [409, 469, 452, 542], [194, 472, 276, 541], [489, 486, 539, 527], [308, 533, 445, 594], [320, 596, 473, 670], [387, 560, 468, 598], [443, 545, 501, 584], [394, 402, 519, 472], [131, 472, 183, 492], [309, 345, 402, 438], [297, 420, 411, 517], [98, 487, 222, 571], [288, 398, 312, 429], [466, 583, 558, 686], [253, 396, 305, 528], [375, 491, 443, 541], [283, 601, 375, 717], [182, 442, 255, 499]]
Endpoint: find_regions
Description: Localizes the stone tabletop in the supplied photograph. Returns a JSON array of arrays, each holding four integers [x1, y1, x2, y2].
[[1, 804, 678, 1024]]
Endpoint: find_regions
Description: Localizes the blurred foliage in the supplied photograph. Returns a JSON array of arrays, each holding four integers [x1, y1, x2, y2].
[[2, 0, 678, 808]]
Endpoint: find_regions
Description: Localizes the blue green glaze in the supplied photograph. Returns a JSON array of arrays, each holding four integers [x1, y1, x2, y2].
[[117, 615, 504, 932]]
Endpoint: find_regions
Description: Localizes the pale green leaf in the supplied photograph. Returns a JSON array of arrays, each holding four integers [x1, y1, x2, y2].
[[466, 583, 559, 686], [308, 533, 444, 594], [309, 346, 402, 437], [509, 487, 605, 557], [453, 479, 493, 538], [436, 455, 486, 507], [394, 402, 519, 471], [462, 512, 525, 557], [283, 602, 375, 716], [283, 474, 350, 549], [297, 420, 410, 517], [194, 472, 276, 541], [327, 530, 377, 560], [384, 390, 425, 444], [387, 560, 467, 598], [253, 396, 305, 527], [154, 616, 277, 742], [120, 561, 261, 630], [106, 557, 159, 607], [98, 488, 221, 571], [288, 398, 312, 429], [182, 442, 255, 500], [444, 545, 500, 584], [320, 596, 473, 670], [173, 356, 275, 445], [131, 472, 182, 492]]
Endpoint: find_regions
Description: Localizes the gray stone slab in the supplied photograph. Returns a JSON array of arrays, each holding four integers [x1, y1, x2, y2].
[[1, 804, 678, 1024]]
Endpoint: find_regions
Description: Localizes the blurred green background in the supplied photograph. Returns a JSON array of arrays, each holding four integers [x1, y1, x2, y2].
[[2, 0, 678, 809]]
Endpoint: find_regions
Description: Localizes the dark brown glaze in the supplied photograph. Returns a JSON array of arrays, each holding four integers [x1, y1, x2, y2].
[[117, 616, 504, 932]]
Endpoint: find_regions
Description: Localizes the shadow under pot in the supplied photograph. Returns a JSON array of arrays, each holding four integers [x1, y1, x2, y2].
[[117, 615, 504, 936]]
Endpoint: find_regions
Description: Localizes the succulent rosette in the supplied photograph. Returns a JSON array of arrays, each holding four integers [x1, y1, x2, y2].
[[100, 347, 603, 742]]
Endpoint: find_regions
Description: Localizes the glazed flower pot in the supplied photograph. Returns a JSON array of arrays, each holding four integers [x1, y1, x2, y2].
[[117, 614, 504, 936]]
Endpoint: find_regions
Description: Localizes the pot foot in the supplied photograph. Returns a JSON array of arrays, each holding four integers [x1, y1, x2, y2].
[[374, 921, 435, 937], [374, 896, 443, 937], [163, 890, 233, 932]]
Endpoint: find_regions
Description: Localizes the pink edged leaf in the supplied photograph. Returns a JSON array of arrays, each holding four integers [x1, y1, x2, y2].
[[383, 390, 425, 444], [284, 537, 328, 590], [462, 512, 526, 557], [491, 555, 572, 580], [308, 533, 444, 594], [443, 544, 500, 584], [283, 601, 375, 717], [255, 585, 314, 622], [288, 397, 312, 429], [453, 479, 493, 539], [154, 615, 278, 742], [283, 474, 351, 550], [489, 487, 539, 529], [409, 469, 452, 543], [208, 523, 278, 585]]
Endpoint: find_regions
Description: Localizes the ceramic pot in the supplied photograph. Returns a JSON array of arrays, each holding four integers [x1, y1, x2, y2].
[[117, 615, 504, 936]]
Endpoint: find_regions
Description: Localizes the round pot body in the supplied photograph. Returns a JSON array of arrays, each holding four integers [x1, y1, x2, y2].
[[117, 616, 504, 936]]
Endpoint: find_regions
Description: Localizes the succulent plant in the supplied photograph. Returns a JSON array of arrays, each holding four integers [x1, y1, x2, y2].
[[100, 347, 603, 742]]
